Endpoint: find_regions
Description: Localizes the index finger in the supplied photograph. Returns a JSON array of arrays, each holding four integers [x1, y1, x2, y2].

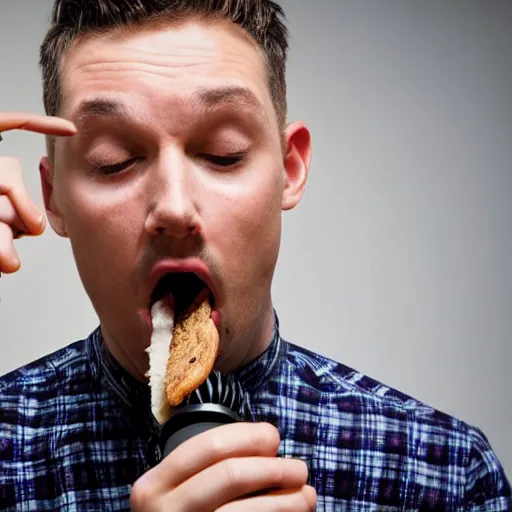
[[0, 112, 76, 136], [144, 422, 280, 493]]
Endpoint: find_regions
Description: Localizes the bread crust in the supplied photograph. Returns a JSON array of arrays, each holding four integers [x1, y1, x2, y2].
[[165, 299, 219, 406]]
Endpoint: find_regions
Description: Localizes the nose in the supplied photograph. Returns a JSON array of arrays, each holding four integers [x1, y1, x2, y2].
[[144, 149, 201, 239]]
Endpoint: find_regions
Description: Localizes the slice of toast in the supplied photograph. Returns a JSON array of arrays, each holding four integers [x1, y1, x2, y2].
[[165, 299, 219, 407]]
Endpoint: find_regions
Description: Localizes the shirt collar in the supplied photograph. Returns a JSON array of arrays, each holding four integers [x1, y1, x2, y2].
[[88, 327, 155, 428], [233, 311, 286, 392], [88, 310, 285, 418]]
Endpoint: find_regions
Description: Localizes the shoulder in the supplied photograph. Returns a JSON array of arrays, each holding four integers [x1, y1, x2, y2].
[[280, 340, 511, 508], [0, 336, 92, 419], [0, 338, 90, 391], [0, 334, 95, 470], [282, 338, 430, 410], [281, 338, 499, 445]]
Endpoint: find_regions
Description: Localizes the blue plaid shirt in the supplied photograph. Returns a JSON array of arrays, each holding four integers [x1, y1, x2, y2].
[[0, 315, 510, 511]]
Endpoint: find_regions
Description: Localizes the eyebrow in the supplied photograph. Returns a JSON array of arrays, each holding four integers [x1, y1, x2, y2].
[[74, 86, 265, 124], [75, 99, 129, 121], [195, 86, 264, 117]]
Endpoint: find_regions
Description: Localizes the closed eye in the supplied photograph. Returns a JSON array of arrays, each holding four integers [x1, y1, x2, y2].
[[94, 157, 140, 175], [91, 153, 245, 175], [200, 153, 246, 167]]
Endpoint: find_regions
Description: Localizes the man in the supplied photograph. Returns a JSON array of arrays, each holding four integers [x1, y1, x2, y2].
[[0, 0, 509, 510]]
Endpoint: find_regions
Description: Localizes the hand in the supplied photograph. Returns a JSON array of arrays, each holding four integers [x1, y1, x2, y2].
[[130, 422, 317, 511], [0, 112, 76, 275]]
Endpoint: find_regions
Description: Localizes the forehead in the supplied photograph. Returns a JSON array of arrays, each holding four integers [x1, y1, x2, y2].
[[59, 19, 274, 125]]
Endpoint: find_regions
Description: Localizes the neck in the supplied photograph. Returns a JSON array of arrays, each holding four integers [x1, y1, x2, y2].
[[101, 326, 149, 383], [215, 298, 277, 375]]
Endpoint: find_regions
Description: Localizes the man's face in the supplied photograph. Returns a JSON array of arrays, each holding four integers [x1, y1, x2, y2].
[[42, 19, 309, 379]]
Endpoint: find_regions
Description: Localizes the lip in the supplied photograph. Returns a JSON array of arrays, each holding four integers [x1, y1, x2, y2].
[[147, 258, 221, 310]]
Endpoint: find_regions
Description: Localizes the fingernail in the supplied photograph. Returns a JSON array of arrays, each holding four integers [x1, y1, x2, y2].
[[38, 214, 46, 230]]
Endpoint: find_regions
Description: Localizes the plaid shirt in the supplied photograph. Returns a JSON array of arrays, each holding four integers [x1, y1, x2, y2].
[[0, 315, 510, 511]]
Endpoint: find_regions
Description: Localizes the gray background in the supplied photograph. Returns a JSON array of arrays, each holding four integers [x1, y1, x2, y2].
[[0, 0, 510, 476]]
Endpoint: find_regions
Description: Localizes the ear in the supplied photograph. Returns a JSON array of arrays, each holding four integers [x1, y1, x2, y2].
[[281, 121, 312, 211], [39, 156, 68, 238]]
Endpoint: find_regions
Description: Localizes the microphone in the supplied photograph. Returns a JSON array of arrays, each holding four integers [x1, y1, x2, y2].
[[159, 370, 245, 457]]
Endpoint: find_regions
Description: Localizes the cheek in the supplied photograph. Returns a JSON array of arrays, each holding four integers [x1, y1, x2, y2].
[[210, 163, 283, 280], [63, 175, 142, 238], [59, 178, 143, 290]]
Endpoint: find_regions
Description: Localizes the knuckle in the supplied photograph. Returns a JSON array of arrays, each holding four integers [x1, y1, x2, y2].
[[269, 460, 287, 487], [0, 197, 17, 224], [208, 429, 233, 460], [223, 458, 243, 490], [130, 478, 157, 511]]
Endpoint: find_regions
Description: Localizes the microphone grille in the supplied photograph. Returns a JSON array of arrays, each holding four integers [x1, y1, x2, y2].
[[183, 371, 245, 413]]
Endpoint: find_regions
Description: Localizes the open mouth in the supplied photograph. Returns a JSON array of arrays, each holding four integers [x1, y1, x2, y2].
[[150, 272, 214, 321]]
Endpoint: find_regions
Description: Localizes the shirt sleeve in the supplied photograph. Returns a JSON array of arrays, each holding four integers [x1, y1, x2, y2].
[[464, 426, 511, 511]]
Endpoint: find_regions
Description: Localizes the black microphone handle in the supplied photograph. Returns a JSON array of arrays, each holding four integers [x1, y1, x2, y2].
[[161, 404, 241, 457]]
